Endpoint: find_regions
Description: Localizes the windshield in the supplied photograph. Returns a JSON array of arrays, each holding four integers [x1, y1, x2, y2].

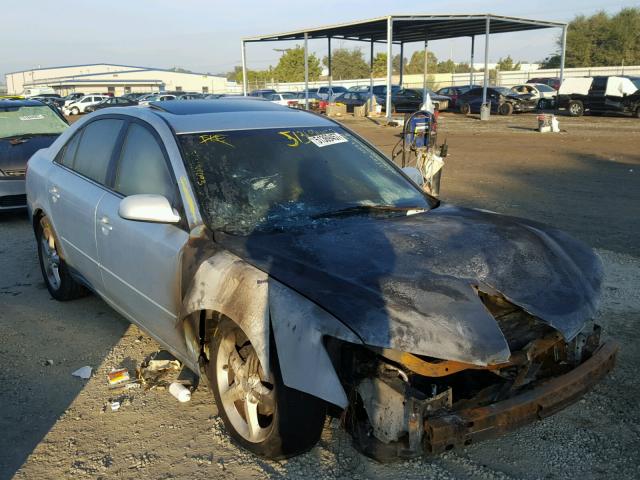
[[494, 87, 514, 96], [179, 126, 433, 235], [0, 105, 67, 139]]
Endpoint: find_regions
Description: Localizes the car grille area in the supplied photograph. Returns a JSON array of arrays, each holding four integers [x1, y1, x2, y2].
[[0, 194, 27, 208]]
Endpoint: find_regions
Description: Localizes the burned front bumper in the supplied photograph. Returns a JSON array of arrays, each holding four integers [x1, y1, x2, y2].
[[423, 341, 618, 454]]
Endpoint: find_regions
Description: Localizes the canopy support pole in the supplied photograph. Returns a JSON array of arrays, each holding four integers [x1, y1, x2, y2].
[[469, 36, 475, 86], [399, 42, 404, 87], [327, 37, 332, 91], [482, 16, 490, 105], [241, 40, 247, 96], [369, 39, 374, 109], [559, 25, 567, 85], [386, 16, 393, 122], [422, 39, 429, 100], [304, 32, 309, 110]]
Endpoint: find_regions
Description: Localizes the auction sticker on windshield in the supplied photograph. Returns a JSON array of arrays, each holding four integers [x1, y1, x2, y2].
[[308, 132, 348, 148]]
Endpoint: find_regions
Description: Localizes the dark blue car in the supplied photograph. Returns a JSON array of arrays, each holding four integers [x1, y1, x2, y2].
[[0, 99, 68, 210], [457, 87, 537, 115]]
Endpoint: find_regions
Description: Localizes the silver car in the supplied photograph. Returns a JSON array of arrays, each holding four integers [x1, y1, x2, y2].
[[26, 100, 615, 461]]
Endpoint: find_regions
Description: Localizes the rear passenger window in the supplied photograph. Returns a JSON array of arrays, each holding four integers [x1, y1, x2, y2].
[[73, 119, 124, 184], [58, 132, 82, 168], [114, 123, 174, 201]]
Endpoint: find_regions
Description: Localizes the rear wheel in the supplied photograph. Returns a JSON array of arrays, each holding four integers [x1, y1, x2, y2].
[[499, 102, 514, 116], [567, 100, 584, 117], [36, 216, 86, 300], [207, 319, 326, 459]]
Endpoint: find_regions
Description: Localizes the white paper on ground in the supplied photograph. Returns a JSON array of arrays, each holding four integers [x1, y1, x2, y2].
[[72, 366, 92, 379]]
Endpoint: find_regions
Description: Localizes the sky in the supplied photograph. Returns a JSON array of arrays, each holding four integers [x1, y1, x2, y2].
[[1, 0, 637, 79]]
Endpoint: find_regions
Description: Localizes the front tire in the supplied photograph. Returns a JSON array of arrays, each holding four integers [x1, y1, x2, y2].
[[36, 216, 86, 300], [70, 107, 79, 115], [207, 319, 326, 459], [499, 102, 514, 116], [459, 103, 471, 115], [568, 100, 584, 117]]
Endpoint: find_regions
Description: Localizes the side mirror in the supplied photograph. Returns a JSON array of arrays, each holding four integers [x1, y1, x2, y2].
[[402, 167, 424, 186], [118, 194, 181, 224]]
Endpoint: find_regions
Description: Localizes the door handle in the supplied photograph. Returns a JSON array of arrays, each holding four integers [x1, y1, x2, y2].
[[99, 216, 113, 234], [49, 186, 60, 202]]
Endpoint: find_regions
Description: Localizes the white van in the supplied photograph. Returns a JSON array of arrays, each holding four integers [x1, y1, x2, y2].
[[22, 87, 57, 98]]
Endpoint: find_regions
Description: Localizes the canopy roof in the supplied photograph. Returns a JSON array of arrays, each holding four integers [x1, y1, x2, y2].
[[243, 14, 566, 44]]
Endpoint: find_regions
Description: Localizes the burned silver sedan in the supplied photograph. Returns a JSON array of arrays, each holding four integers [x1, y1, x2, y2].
[[26, 100, 617, 460]]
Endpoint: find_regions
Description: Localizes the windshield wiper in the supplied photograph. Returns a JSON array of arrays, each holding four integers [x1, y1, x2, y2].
[[311, 204, 426, 219]]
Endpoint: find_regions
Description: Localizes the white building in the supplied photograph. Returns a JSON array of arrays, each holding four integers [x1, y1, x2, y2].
[[5, 63, 230, 96]]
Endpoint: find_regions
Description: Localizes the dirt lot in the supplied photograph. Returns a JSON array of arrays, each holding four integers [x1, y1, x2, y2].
[[1, 112, 639, 479]]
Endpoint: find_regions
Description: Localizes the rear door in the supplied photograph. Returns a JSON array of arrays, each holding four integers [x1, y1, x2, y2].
[[47, 118, 125, 291], [587, 76, 607, 112], [95, 120, 189, 347]]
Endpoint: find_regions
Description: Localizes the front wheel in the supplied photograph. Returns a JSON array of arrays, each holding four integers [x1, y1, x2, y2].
[[499, 102, 514, 116], [70, 107, 80, 115], [459, 103, 471, 115], [568, 100, 584, 117], [207, 319, 326, 459]]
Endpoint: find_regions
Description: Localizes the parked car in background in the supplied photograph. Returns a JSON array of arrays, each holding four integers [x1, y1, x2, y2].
[[376, 88, 450, 113], [25, 99, 615, 461], [62, 95, 109, 115], [348, 85, 372, 93], [203, 93, 224, 99], [249, 89, 277, 98], [527, 77, 561, 90], [556, 75, 640, 117], [511, 83, 557, 108], [62, 93, 85, 106], [267, 93, 299, 107], [122, 93, 151, 101], [30, 96, 65, 109], [436, 85, 481, 109], [85, 96, 139, 113], [138, 94, 176, 106], [317, 85, 348, 101], [457, 86, 537, 115], [22, 87, 56, 98], [176, 93, 205, 100], [333, 91, 370, 112], [0, 99, 68, 210]]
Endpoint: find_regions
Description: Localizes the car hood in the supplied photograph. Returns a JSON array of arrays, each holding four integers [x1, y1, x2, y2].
[[215, 204, 602, 365], [0, 135, 58, 172]]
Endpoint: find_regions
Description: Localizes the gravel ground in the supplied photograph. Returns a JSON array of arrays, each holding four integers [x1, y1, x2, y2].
[[1, 112, 639, 479]]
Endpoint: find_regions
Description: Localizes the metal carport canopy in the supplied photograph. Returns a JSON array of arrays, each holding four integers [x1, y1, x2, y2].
[[241, 14, 567, 120]]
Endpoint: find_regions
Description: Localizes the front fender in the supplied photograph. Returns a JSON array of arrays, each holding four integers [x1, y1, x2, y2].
[[181, 251, 361, 407]]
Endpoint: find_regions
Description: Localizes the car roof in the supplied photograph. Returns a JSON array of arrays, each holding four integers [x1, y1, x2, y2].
[[0, 99, 49, 108], [145, 99, 335, 134]]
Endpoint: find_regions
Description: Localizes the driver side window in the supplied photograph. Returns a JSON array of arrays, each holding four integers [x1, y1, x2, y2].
[[114, 123, 175, 202]]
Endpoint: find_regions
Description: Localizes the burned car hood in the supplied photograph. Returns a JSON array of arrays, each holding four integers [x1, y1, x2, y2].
[[215, 204, 602, 365]]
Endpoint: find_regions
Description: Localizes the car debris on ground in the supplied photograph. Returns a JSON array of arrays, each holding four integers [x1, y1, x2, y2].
[[71, 366, 92, 379]]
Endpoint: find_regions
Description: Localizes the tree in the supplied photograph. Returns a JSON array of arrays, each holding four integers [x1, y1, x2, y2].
[[405, 51, 438, 74], [323, 48, 369, 79], [544, 7, 640, 68], [370, 53, 405, 77], [272, 45, 322, 82], [496, 55, 520, 71]]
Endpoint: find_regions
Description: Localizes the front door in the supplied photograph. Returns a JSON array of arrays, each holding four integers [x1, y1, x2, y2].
[[95, 121, 188, 348]]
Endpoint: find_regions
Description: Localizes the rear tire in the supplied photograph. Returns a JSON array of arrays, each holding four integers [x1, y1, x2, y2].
[[36, 216, 86, 301], [567, 100, 584, 117], [499, 102, 514, 116], [207, 318, 326, 459]]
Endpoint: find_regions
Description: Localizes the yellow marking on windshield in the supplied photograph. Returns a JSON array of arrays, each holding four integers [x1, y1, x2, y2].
[[278, 130, 300, 147], [180, 176, 197, 219], [199, 133, 234, 148]]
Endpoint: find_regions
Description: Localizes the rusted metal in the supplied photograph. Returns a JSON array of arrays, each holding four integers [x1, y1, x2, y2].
[[423, 341, 618, 454], [375, 332, 564, 378]]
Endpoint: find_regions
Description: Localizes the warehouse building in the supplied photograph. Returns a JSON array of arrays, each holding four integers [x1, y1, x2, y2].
[[5, 63, 230, 96]]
